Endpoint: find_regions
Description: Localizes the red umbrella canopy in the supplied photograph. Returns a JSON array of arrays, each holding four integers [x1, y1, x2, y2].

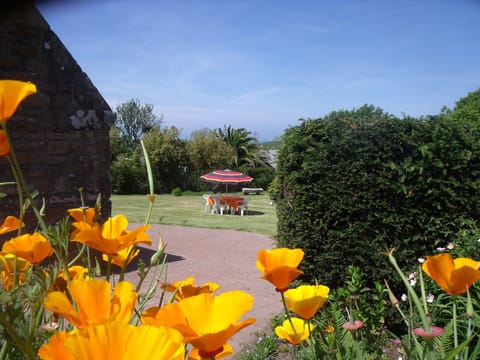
[[200, 169, 253, 185]]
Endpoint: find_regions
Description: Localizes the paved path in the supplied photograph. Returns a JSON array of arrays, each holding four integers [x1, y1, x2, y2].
[[124, 224, 282, 356]]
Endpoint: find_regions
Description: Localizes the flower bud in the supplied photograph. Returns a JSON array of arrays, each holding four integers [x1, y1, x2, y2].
[[384, 279, 400, 306]]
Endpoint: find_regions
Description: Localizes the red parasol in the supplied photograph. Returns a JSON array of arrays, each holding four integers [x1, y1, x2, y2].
[[200, 169, 253, 193]]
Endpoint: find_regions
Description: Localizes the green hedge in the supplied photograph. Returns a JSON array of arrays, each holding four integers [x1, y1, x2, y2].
[[111, 155, 148, 194], [275, 105, 480, 293]]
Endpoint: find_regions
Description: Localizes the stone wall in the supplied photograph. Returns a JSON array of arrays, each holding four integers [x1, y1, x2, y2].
[[0, 1, 113, 228]]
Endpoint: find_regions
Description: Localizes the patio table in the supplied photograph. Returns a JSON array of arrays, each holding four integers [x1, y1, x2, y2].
[[221, 195, 244, 214]]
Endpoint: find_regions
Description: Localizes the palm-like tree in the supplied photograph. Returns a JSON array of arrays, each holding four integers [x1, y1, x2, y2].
[[215, 125, 266, 167]]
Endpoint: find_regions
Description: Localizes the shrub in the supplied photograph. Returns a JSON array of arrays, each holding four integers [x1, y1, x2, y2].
[[171, 187, 183, 196], [111, 155, 148, 194], [239, 166, 276, 191], [275, 105, 480, 298]]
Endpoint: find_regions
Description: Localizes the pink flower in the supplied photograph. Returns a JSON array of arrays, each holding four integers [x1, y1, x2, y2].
[[342, 320, 363, 331], [412, 326, 445, 343]]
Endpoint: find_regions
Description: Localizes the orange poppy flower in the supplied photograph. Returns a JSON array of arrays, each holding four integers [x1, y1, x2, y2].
[[0, 254, 31, 290], [0, 216, 25, 235], [71, 214, 152, 255], [67, 207, 96, 225], [284, 284, 330, 320], [275, 317, 313, 345], [0, 80, 37, 122], [256, 248, 304, 292], [164, 276, 220, 301], [37, 331, 74, 360], [38, 322, 185, 360], [102, 245, 139, 268], [44, 278, 137, 328], [0, 130, 9, 156], [422, 253, 480, 295], [142, 291, 256, 358], [1, 232, 53, 264]]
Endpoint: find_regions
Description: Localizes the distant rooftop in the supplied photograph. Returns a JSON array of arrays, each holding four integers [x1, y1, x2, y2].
[[265, 149, 278, 168]]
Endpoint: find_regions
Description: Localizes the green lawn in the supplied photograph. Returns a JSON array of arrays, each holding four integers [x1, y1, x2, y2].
[[111, 193, 277, 237]]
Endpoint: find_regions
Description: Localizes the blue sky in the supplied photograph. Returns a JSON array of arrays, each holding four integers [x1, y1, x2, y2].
[[37, 0, 480, 141]]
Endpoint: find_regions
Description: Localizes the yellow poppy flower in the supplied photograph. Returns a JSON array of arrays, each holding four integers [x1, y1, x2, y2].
[[188, 343, 233, 360], [0, 130, 9, 156], [0, 215, 25, 235], [0, 254, 31, 290], [284, 284, 330, 319], [102, 245, 139, 268], [164, 276, 220, 301], [142, 291, 256, 358], [422, 253, 480, 295], [44, 278, 137, 328], [256, 248, 304, 292], [1, 232, 53, 264], [275, 317, 313, 345], [71, 214, 152, 255], [0, 80, 37, 122], [67, 207, 96, 225], [38, 322, 185, 360]]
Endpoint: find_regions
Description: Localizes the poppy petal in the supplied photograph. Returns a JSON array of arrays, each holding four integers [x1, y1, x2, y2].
[[0, 80, 37, 122]]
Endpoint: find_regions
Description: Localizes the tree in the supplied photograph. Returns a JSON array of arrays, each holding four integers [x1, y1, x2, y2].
[[114, 98, 162, 151], [109, 127, 129, 161], [140, 126, 188, 193], [215, 125, 266, 167], [448, 88, 480, 122], [186, 129, 236, 172]]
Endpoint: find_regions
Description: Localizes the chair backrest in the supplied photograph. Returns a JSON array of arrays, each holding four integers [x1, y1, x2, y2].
[[213, 196, 226, 206]]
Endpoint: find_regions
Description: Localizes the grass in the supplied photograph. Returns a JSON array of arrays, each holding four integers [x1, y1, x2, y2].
[[111, 193, 277, 237]]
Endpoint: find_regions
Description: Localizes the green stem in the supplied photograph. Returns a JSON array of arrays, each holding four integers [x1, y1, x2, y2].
[[12, 256, 18, 291], [0, 340, 8, 359], [388, 252, 430, 332], [119, 246, 136, 282], [105, 255, 113, 282], [5, 129, 48, 233], [140, 139, 155, 225], [6, 155, 24, 235], [86, 246, 92, 272], [465, 288, 474, 360], [418, 264, 428, 314], [136, 261, 153, 293], [280, 291, 301, 343], [68, 244, 87, 267], [453, 298, 458, 356], [140, 139, 154, 196], [145, 197, 155, 226]]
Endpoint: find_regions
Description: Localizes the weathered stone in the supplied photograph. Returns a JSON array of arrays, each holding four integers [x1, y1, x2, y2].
[[0, 0, 112, 226]]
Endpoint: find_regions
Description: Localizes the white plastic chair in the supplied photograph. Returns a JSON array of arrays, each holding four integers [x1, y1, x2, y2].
[[212, 196, 228, 215], [203, 194, 213, 213], [236, 198, 249, 216]]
